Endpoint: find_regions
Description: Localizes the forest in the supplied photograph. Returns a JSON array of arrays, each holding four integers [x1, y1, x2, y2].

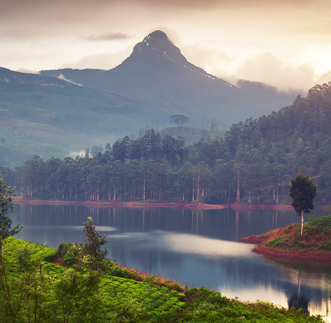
[[8, 82, 331, 205]]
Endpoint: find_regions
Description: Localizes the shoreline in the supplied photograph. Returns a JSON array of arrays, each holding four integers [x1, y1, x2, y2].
[[253, 245, 331, 264], [11, 196, 227, 209], [239, 235, 331, 264], [11, 196, 330, 210]]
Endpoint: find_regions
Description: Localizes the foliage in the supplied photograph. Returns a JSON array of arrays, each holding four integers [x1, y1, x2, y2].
[[266, 236, 290, 248], [0, 175, 22, 243], [306, 214, 331, 229], [319, 242, 331, 251], [258, 215, 331, 252], [290, 173, 317, 238], [290, 174, 317, 216], [10, 82, 331, 205], [1, 237, 186, 323], [174, 287, 323, 323], [1, 237, 324, 322], [58, 217, 108, 271], [169, 114, 190, 126], [82, 217, 108, 271]]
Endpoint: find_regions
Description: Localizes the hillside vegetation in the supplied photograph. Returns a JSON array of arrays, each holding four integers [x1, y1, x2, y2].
[[0, 237, 324, 322], [241, 215, 331, 263], [258, 214, 331, 251], [13, 82, 331, 205], [0, 67, 157, 166]]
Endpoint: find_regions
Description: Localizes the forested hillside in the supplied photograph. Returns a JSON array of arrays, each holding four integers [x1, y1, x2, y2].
[[14, 83, 331, 205]]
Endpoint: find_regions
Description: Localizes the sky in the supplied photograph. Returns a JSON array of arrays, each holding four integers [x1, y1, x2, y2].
[[1, 0, 331, 92]]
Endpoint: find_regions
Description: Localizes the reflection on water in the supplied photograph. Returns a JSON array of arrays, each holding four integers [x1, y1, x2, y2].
[[288, 293, 310, 314], [10, 204, 331, 322]]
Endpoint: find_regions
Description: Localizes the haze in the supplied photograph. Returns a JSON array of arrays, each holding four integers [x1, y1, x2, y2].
[[1, 0, 331, 91]]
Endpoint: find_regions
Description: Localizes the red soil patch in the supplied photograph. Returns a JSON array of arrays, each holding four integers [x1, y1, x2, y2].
[[49, 254, 63, 266], [238, 236, 267, 244], [52, 261, 62, 266], [230, 203, 329, 210], [254, 245, 331, 264], [11, 196, 330, 210], [12, 196, 227, 209]]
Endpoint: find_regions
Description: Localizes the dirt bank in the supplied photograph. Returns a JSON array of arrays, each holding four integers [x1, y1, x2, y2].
[[239, 236, 331, 263], [238, 236, 267, 244], [11, 196, 227, 209], [11, 196, 330, 210], [230, 204, 329, 210], [253, 245, 331, 264]]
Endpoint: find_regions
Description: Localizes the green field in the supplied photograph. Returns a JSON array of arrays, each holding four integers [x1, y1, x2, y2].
[[0, 237, 325, 322]]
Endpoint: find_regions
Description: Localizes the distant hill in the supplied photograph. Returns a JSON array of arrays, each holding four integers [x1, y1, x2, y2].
[[0, 67, 157, 166]]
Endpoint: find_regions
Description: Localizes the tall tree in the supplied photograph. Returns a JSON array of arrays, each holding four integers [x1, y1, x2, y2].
[[169, 115, 190, 126], [82, 217, 108, 272], [0, 175, 22, 248], [289, 173, 317, 239]]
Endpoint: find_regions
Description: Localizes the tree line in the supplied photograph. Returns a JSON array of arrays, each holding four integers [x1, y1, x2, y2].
[[11, 82, 331, 204]]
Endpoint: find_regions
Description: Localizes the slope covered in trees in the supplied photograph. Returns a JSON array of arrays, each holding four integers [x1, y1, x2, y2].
[[14, 83, 331, 205]]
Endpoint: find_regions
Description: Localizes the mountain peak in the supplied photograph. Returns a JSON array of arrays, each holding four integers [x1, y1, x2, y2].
[[130, 29, 186, 65], [145, 29, 169, 41], [140, 29, 174, 50]]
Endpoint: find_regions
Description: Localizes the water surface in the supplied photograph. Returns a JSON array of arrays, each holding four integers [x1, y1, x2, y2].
[[10, 205, 331, 321]]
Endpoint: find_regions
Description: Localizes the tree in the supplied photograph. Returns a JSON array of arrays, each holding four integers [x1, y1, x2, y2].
[[90, 145, 104, 157], [0, 175, 22, 248], [82, 217, 108, 272], [169, 115, 190, 126], [289, 173, 316, 239]]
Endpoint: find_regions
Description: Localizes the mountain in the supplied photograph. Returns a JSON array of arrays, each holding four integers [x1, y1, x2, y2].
[[0, 30, 299, 166], [41, 30, 298, 128]]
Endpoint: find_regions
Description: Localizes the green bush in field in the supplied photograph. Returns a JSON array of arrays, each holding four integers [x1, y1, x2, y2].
[[307, 214, 331, 231], [266, 236, 289, 248], [319, 242, 331, 251]]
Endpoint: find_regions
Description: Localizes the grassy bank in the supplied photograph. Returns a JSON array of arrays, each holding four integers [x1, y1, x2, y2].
[[0, 237, 325, 322], [240, 215, 331, 263]]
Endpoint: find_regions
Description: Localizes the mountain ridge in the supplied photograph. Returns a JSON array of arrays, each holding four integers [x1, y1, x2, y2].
[[0, 30, 299, 166], [41, 30, 296, 128]]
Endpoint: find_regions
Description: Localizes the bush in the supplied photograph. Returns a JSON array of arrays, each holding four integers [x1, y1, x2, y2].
[[57, 242, 72, 257], [319, 242, 331, 251], [266, 236, 289, 248]]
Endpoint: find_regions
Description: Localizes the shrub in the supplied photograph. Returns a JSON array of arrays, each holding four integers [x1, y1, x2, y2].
[[266, 236, 289, 248], [319, 242, 331, 251], [57, 242, 72, 257]]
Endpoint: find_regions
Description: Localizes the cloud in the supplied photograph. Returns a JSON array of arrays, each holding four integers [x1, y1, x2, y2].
[[316, 72, 331, 86], [0, 0, 331, 92], [231, 53, 321, 91], [182, 44, 234, 75], [63, 47, 133, 70], [85, 33, 131, 42], [17, 69, 40, 75]]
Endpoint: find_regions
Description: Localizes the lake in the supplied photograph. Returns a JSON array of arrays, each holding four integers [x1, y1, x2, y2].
[[10, 204, 331, 321]]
